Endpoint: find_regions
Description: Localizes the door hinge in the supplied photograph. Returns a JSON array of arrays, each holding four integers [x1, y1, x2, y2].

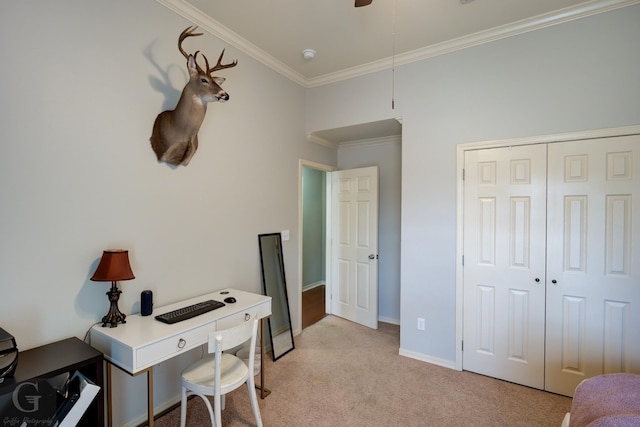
[[461, 255, 464, 266], [462, 168, 465, 180], [461, 340, 464, 351]]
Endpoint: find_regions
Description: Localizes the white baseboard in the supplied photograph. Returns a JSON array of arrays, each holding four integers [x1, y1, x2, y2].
[[303, 281, 325, 292], [379, 316, 400, 325], [121, 394, 182, 427], [399, 347, 457, 370]]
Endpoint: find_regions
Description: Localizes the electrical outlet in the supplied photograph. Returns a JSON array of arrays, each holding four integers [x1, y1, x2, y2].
[[417, 317, 425, 331]]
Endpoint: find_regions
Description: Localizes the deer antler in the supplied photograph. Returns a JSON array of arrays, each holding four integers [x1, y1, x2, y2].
[[208, 49, 238, 73], [178, 26, 203, 60], [177, 26, 237, 75], [195, 51, 208, 74]]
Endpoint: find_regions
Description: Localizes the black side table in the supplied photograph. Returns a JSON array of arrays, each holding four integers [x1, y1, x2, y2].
[[0, 337, 104, 427]]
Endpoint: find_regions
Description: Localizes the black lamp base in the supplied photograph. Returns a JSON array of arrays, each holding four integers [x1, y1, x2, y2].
[[102, 282, 127, 328]]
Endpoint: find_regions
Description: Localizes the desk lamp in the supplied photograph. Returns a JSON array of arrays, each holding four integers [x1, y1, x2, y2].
[[91, 249, 135, 328]]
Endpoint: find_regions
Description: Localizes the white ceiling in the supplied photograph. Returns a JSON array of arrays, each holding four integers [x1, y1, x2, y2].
[[155, 0, 635, 143], [157, 0, 634, 87]]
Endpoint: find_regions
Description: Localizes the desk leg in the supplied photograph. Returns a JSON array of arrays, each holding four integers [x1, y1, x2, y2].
[[257, 317, 271, 398], [105, 363, 154, 427], [147, 367, 154, 427], [106, 362, 113, 427]]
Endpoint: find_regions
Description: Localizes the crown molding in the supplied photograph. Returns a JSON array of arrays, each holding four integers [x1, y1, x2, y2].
[[306, 133, 401, 150], [157, 0, 639, 88], [306, 134, 338, 150], [155, 0, 308, 86], [308, 0, 640, 87], [339, 135, 401, 150]]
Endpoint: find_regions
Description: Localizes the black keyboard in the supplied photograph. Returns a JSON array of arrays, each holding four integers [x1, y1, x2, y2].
[[155, 299, 225, 324]]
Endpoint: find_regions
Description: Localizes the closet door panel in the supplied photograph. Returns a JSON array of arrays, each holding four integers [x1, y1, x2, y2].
[[545, 135, 640, 396], [463, 144, 547, 388]]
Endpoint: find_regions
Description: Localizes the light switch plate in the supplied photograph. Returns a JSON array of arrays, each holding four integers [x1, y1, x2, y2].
[[281, 230, 290, 241], [417, 317, 425, 330]]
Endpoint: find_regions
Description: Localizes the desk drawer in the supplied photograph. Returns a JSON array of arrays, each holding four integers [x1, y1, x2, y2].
[[136, 323, 212, 370], [217, 302, 270, 330]]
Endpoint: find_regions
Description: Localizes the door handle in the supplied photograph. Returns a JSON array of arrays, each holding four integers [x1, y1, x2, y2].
[[534, 278, 540, 283], [551, 279, 558, 285], [368, 254, 376, 260]]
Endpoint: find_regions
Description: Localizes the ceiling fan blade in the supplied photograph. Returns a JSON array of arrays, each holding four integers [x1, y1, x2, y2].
[[355, 0, 373, 7]]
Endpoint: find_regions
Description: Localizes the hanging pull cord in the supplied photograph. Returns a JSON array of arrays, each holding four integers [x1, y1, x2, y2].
[[391, 0, 397, 109]]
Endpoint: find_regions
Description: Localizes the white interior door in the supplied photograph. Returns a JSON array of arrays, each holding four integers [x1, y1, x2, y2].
[[330, 166, 379, 329], [462, 144, 547, 388], [545, 136, 640, 396]]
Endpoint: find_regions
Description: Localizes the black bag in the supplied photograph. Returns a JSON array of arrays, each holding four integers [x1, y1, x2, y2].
[[0, 327, 18, 379]]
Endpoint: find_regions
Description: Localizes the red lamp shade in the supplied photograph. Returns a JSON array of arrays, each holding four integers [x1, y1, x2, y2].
[[90, 250, 135, 282], [91, 249, 134, 327]]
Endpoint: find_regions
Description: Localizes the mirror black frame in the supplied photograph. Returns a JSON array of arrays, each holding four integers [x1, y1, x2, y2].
[[258, 232, 295, 361]]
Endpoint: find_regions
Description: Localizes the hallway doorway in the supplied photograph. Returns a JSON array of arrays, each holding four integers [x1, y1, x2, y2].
[[299, 160, 334, 332], [298, 117, 402, 333]]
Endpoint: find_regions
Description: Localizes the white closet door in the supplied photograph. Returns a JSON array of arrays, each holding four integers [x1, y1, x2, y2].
[[463, 144, 547, 388], [545, 135, 640, 396]]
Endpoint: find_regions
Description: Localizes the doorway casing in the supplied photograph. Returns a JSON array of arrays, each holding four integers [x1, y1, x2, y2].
[[297, 159, 335, 335]]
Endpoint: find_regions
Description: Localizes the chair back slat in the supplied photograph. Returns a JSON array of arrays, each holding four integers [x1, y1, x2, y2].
[[208, 317, 258, 353]]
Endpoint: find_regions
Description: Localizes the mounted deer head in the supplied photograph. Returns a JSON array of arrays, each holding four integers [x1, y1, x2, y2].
[[150, 26, 237, 166]]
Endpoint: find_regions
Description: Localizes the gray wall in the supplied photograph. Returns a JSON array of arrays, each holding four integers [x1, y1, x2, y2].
[[0, 1, 335, 425], [307, 4, 640, 364]]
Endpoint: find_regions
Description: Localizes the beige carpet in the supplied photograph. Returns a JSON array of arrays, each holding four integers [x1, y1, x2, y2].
[[154, 315, 571, 426]]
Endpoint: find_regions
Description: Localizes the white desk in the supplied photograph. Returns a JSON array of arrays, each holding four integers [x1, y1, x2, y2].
[[90, 288, 271, 427]]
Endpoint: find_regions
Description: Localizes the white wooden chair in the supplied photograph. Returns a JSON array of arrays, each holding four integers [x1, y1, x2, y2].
[[180, 317, 263, 427]]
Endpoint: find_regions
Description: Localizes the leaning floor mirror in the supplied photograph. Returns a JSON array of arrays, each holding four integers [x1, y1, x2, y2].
[[258, 233, 295, 361]]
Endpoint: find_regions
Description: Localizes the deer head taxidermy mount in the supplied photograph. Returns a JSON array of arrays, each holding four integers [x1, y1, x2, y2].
[[150, 26, 237, 166]]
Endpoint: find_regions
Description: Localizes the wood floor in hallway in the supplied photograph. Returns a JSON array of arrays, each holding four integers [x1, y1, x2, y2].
[[302, 285, 326, 329]]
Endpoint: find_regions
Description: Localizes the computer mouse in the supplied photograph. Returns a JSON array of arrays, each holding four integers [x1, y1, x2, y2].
[[224, 297, 236, 304]]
